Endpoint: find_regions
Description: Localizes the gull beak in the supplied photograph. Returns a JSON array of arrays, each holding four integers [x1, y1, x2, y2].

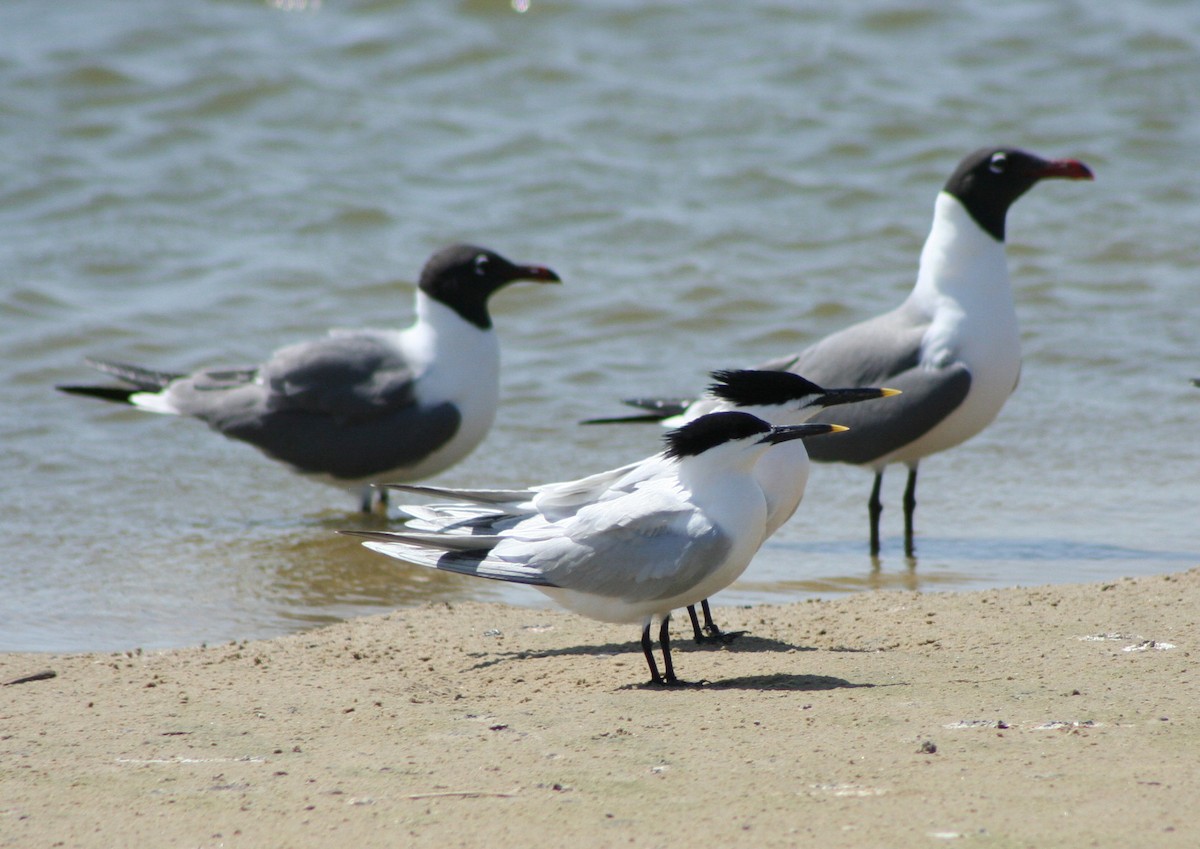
[[1037, 158, 1094, 181], [514, 264, 562, 284]]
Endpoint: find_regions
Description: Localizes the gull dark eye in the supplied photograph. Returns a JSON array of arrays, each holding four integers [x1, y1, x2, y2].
[[473, 254, 490, 276], [988, 152, 1007, 174]]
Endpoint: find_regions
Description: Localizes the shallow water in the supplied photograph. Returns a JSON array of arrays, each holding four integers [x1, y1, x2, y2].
[[2, 0, 1198, 652]]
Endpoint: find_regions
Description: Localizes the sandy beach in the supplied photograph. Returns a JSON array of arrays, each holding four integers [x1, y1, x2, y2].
[[3, 567, 1196, 848]]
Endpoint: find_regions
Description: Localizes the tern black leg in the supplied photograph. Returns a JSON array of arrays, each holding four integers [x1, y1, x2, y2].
[[359, 486, 374, 514], [658, 615, 678, 684], [688, 599, 746, 644], [903, 466, 918, 557], [686, 604, 705, 642], [641, 621, 664, 685], [868, 471, 884, 555], [643, 616, 697, 686]]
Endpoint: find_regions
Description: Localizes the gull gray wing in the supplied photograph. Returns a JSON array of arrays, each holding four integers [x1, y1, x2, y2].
[[84, 358, 187, 391], [161, 332, 420, 423], [750, 353, 800, 373], [778, 300, 931, 388], [259, 333, 420, 419], [777, 300, 971, 464], [164, 333, 461, 479], [802, 363, 971, 464]]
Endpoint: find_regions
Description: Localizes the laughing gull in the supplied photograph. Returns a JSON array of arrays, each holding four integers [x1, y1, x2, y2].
[[345, 411, 847, 686], [590, 147, 1093, 555], [57, 244, 561, 511], [399, 369, 896, 643]]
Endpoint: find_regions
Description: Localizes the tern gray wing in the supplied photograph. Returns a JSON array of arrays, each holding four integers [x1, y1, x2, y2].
[[347, 531, 554, 586], [389, 459, 652, 517], [400, 508, 729, 601], [357, 487, 733, 604], [519, 492, 733, 603], [398, 505, 522, 535], [387, 483, 536, 505]]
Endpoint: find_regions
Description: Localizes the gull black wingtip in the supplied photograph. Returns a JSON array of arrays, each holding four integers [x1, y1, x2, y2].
[[56, 384, 138, 404], [580, 397, 692, 425], [580, 412, 675, 425]]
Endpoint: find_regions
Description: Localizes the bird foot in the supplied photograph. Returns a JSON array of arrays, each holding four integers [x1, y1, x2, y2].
[[694, 628, 746, 645], [645, 676, 705, 688]]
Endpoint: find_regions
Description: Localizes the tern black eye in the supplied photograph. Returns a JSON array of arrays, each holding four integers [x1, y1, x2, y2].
[[988, 152, 1007, 174], [473, 254, 490, 276]]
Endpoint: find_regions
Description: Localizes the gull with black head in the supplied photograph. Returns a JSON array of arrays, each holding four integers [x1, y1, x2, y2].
[[592, 147, 1093, 555], [57, 244, 561, 511]]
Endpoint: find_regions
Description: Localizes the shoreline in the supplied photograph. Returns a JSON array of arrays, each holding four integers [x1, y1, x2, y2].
[[3, 568, 1197, 848]]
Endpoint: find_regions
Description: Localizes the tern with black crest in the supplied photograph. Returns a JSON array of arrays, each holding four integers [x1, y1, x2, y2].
[[346, 411, 847, 686], [400, 369, 896, 642]]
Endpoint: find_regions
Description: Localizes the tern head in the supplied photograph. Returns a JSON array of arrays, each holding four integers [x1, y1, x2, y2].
[[944, 147, 1094, 242], [707, 369, 900, 421], [663, 410, 847, 461], [419, 244, 561, 330]]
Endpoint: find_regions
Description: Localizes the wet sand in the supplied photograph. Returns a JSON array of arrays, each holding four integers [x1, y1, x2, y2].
[[3, 567, 1197, 848]]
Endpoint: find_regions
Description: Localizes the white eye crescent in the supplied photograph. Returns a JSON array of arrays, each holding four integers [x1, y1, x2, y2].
[[473, 254, 491, 275], [988, 153, 1007, 174]]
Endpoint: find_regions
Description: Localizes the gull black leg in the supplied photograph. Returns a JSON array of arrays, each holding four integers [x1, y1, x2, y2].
[[903, 466, 918, 557], [868, 471, 884, 555]]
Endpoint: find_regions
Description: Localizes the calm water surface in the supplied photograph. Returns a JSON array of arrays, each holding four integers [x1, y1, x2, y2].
[[2, 0, 1198, 652]]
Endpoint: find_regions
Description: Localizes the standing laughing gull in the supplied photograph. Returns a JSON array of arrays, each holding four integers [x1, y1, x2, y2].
[[590, 147, 1093, 555], [400, 369, 896, 643], [345, 411, 847, 686], [58, 244, 561, 511]]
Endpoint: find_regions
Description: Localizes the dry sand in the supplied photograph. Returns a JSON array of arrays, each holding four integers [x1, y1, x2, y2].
[[3, 567, 1197, 848]]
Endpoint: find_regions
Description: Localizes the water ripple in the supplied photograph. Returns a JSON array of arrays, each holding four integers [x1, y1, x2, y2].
[[2, 0, 1198, 650]]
